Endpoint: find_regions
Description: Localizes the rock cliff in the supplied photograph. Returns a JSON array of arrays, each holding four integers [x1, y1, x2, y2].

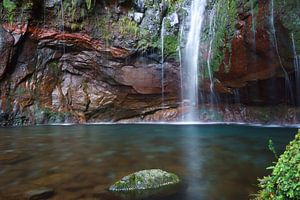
[[0, 0, 299, 125]]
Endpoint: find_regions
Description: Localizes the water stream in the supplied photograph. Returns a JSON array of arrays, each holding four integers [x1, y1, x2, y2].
[[292, 33, 300, 105], [251, 0, 256, 49], [182, 0, 207, 121], [179, 22, 185, 113], [59, 0, 66, 54], [161, 17, 166, 107], [233, 88, 241, 104], [206, 6, 218, 104], [270, 0, 294, 104]]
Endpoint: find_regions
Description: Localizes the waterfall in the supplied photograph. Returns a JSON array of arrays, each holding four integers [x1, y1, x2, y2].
[[292, 33, 300, 105], [270, 0, 294, 104], [250, 0, 256, 49], [43, 0, 46, 28], [179, 22, 184, 112], [182, 0, 207, 121], [161, 17, 165, 107], [233, 88, 241, 104], [206, 6, 217, 104], [59, 0, 64, 34], [58, 0, 66, 54]]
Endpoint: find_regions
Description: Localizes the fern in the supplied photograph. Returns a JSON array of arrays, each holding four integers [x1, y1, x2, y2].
[[85, 0, 92, 10]]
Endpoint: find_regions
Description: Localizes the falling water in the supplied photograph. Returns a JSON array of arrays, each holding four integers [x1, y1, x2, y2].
[[206, 6, 217, 104], [161, 18, 166, 107], [179, 22, 184, 110], [0, 29, 3, 48], [137, 0, 144, 9], [250, 0, 256, 48], [182, 0, 207, 121], [59, 0, 66, 54], [270, 0, 294, 104], [59, 0, 64, 33], [291, 33, 300, 105], [233, 88, 241, 104], [43, 0, 46, 28]]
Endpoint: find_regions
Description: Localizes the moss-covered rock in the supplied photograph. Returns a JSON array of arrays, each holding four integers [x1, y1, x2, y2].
[[255, 131, 300, 200], [109, 169, 180, 192]]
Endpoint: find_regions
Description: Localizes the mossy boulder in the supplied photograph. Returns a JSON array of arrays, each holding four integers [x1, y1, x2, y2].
[[109, 169, 180, 192]]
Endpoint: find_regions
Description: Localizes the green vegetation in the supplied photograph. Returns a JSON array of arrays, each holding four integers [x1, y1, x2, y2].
[[3, 0, 16, 23], [207, 0, 238, 74], [42, 108, 70, 123], [61, 0, 94, 31], [137, 34, 160, 52], [85, 0, 92, 10], [47, 61, 61, 76], [118, 16, 139, 38], [274, 0, 300, 53], [166, 0, 184, 13], [254, 131, 300, 200], [95, 14, 112, 44], [268, 139, 278, 159], [164, 35, 180, 58]]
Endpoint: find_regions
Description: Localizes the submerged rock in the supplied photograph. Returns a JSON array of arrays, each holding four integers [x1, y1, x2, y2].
[[26, 188, 54, 200], [109, 169, 180, 192]]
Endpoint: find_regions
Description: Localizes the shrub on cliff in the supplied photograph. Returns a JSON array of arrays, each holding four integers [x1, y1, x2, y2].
[[255, 131, 300, 200]]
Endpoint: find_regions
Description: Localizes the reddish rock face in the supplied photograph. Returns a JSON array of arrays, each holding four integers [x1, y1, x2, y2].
[[212, 0, 296, 105], [216, 1, 279, 88], [3, 24, 131, 59], [0, 24, 181, 125], [0, 0, 299, 125], [0, 27, 14, 80]]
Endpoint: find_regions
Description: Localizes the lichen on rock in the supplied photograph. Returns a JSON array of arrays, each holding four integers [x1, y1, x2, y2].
[[109, 169, 180, 192]]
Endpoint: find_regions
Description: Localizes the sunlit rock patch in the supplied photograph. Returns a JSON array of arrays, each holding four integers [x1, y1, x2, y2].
[[109, 169, 180, 191]]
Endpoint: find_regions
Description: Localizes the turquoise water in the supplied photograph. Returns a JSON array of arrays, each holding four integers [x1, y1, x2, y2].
[[0, 124, 297, 200]]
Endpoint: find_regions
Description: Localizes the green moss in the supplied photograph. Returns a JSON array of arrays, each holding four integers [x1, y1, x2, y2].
[[3, 0, 16, 23], [137, 32, 160, 52], [138, 23, 179, 58], [166, 0, 184, 13], [42, 108, 70, 123], [199, 0, 249, 79], [47, 61, 60, 76], [254, 131, 300, 200], [109, 169, 180, 192], [85, 0, 92, 10], [118, 16, 140, 38], [274, 0, 300, 53], [61, 0, 90, 30], [70, 23, 84, 31], [202, 0, 238, 75], [164, 35, 179, 58], [95, 14, 112, 44]]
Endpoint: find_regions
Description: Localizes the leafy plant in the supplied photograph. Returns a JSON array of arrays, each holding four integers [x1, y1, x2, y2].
[[164, 35, 179, 58], [3, 0, 16, 23], [166, 0, 184, 13], [268, 139, 278, 159], [118, 16, 139, 38], [96, 14, 112, 44], [85, 0, 92, 10], [254, 131, 300, 200]]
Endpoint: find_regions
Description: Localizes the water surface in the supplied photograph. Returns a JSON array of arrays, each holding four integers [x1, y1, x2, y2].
[[0, 124, 297, 200]]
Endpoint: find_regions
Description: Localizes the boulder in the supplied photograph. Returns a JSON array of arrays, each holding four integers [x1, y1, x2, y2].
[[26, 188, 54, 200], [109, 169, 180, 192]]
